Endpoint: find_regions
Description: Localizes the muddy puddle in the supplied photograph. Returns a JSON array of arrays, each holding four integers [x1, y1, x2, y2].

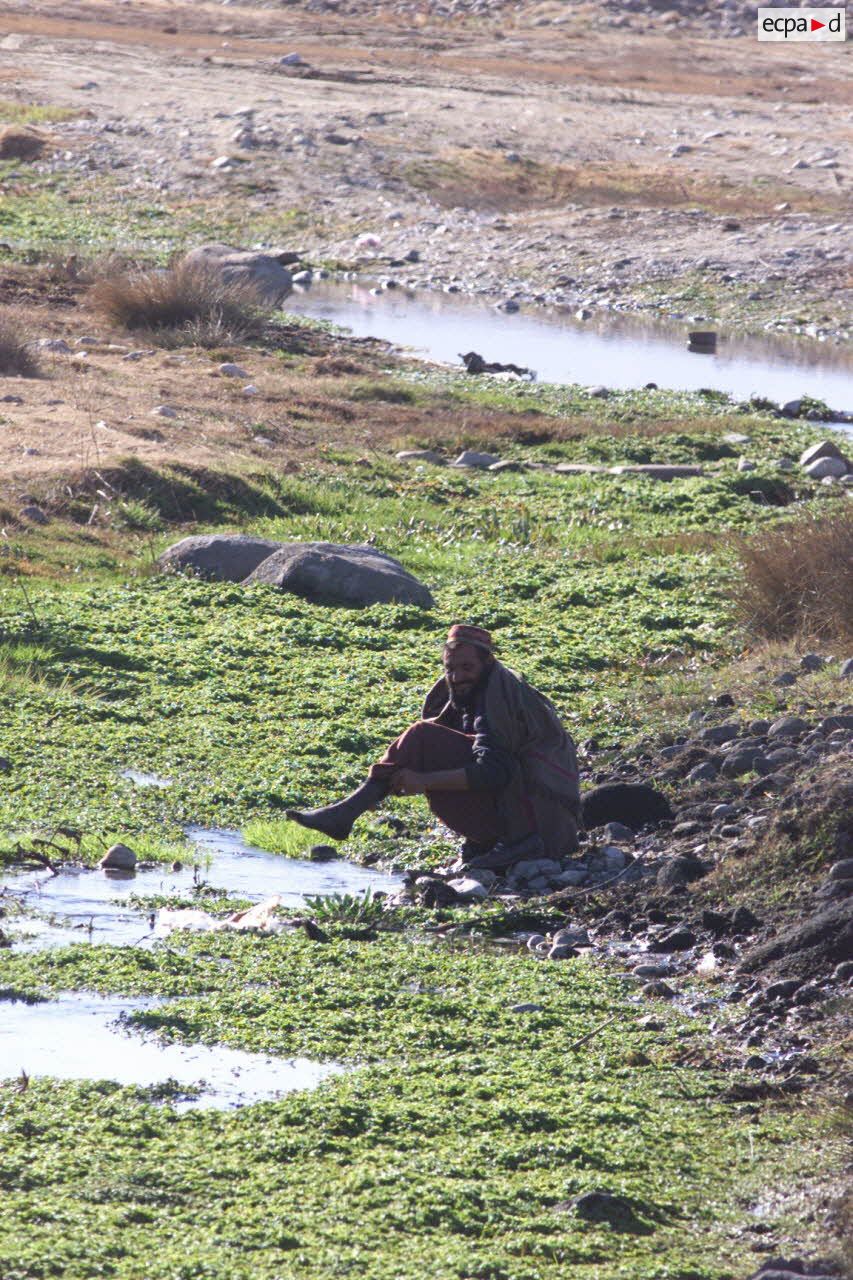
[[1, 826, 403, 950], [287, 280, 853, 415], [0, 992, 344, 1111]]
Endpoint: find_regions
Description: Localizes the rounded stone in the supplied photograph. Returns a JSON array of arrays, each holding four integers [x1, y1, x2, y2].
[[99, 843, 137, 871]]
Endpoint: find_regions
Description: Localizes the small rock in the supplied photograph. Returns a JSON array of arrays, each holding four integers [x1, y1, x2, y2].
[[731, 905, 760, 932], [833, 960, 853, 982], [819, 714, 853, 734], [309, 845, 339, 862], [510, 1002, 543, 1013], [551, 927, 590, 948], [0, 757, 11, 773], [99, 843, 137, 871], [242, 384, 259, 396], [799, 653, 825, 672], [552, 867, 588, 887], [829, 859, 853, 882], [711, 804, 737, 820], [772, 672, 797, 687], [745, 1054, 767, 1070], [799, 439, 847, 468], [721, 750, 770, 779], [36, 338, 72, 353], [657, 856, 705, 889], [446, 876, 488, 901], [804, 456, 848, 480], [687, 761, 718, 782], [702, 908, 732, 933], [561, 1191, 634, 1223], [547, 943, 577, 960], [765, 979, 801, 1003], [451, 450, 500, 469], [655, 927, 697, 953], [698, 723, 740, 745], [768, 716, 810, 739], [218, 362, 248, 378], [279, 52, 304, 66], [19, 504, 49, 525], [526, 933, 546, 951], [737, 458, 756, 472], [633, 962, 672, 978], [642, 980, 676, 1000], [840, 658, 853, 679], [151, 404, 178, 418], [603, 822, 634, 844]]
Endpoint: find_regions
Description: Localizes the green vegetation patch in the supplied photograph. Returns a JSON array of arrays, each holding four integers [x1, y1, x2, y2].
[[0, 933, 829, 1280]]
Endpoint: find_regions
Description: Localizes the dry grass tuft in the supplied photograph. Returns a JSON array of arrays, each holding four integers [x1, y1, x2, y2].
[[89, 262, 271, 347], [729, 504, 853, 642], [0, 310, 40, 377], [0, 126, 47, 160]]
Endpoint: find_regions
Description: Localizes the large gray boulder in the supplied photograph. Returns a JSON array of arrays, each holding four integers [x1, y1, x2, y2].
[[244, 542, 434, 608], [181, 243, 293, 303], [158, 535, 284, 581]]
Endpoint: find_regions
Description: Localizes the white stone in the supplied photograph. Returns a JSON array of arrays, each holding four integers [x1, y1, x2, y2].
[[447, 876, 488, 901], [451, 450, 500, 469], [218, 362, 248, 377], [242, 384, 259, 396]]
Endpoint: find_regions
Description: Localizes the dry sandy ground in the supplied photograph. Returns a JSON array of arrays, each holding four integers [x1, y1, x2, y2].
[[0, 0, 851, 499], [2, 0, 851, 300]]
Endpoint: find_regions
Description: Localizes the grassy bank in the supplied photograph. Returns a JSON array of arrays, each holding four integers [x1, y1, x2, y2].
[[1, 344, 850, 1279], [0, 933, 838, 1280]]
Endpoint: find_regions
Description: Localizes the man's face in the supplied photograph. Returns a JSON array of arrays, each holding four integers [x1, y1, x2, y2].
[[443, 644, 486, 699]]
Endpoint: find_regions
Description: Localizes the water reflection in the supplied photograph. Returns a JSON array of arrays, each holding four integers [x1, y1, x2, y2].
[[286, 280, 853, 410], [0, 992, 344, 1111]]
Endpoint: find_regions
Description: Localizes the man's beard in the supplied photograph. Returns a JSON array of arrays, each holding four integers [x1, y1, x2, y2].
[[446, 674, 482, 709]]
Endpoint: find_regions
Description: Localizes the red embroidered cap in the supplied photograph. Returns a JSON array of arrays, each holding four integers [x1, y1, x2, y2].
[[445, 624, 495, 654]]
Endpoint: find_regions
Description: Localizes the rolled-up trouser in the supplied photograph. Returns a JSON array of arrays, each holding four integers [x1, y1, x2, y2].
[[368, 720, 505, 847]]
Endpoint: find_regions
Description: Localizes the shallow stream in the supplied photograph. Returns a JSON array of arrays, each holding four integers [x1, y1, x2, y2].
[[286, 280, 853, 417], [1, 830, 401, 1106]]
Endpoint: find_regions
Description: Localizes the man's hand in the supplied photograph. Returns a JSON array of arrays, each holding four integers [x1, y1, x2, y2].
[[390, 768, 427, 796]]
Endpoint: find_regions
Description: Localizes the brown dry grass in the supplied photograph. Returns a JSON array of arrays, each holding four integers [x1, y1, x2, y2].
[[89, 261, 271, 347], [729, 504, 853, 643], [0, 310, 40, 377], [405, 149, 847, 216], [0, 125, 47, 160]]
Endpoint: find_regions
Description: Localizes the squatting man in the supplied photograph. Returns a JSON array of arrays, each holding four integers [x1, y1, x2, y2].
[[287, 624, 582, 869]]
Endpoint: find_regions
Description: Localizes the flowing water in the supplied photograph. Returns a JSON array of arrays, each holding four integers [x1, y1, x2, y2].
[[2, 826, 402, 951], [286, 280, 853, 419]]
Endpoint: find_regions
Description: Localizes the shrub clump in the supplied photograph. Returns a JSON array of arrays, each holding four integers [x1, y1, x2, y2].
[[0, 126, 47, 160], [0, 311, 40, 377], [729, 504, 853, 641], [89, 262, 271, 347]]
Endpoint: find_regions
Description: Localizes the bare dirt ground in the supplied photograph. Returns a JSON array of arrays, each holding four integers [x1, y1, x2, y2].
[[0, 0, 851, 498], [2, 0, 851, 308]]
